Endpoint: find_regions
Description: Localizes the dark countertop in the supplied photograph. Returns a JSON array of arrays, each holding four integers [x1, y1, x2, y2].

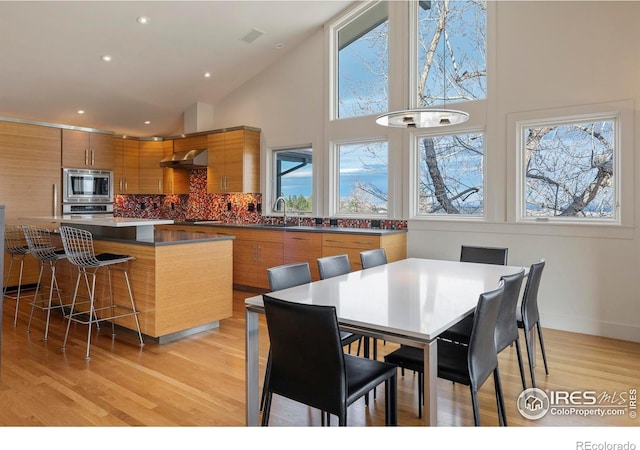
[[172, 222, 407, 236], [92, 229, 235, 247]]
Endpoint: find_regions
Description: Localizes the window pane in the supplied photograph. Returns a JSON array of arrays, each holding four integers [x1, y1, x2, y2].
[[337, 2, 388, 118], [524, 121, 615, 218], [274, 147, 313, 213], [417, 133, 484, 215], [337, 141, 388, 214], [417, 0, 486, 107]]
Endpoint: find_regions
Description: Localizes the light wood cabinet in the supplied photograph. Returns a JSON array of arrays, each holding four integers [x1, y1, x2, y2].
[[1, 121, 61, 286], [62, 129, 113, 169], [161, 140, 189, 194], [207, 129, 260, 193], [138, 141, 165, 194], [113, 137, 139, 194], [284, 232, 322, 281], [322, 232, 407, 271], [172, 134, 207, 153], [154, 225, 406, 290]]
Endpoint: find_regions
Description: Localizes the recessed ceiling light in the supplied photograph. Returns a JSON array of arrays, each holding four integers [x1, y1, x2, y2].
[[101, 55, 112, 62], [204, 72, 212, 78], [137, 16, 150, 25], [77, 110, 85, 114], [275, 43, 284, 49], [144, 121, 151, 125]]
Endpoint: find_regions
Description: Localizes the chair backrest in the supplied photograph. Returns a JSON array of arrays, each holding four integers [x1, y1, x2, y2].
[[4, 225, 29, 255], [467, 282, 504, 389], [22, 225, 63, 261], [262, 295, 346, 416], [58, 226, 100, 268], [460, 245, 508, 265], [520, 260, 545, 331], [266, 262, 312, 291], [494, 268, 526, 353], [317, 254, 351, 280], [360, 248, 387, 269]]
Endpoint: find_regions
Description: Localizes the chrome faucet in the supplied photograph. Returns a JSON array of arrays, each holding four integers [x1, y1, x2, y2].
[[274, 196, 287, 226]]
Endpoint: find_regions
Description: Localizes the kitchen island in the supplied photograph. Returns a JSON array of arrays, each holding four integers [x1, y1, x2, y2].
[[23, 216, 235, 343]]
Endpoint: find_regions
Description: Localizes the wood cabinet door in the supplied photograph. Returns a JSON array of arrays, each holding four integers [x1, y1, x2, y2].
[[173, 134, 207, 152], [233, 239, 258, 287], [62, 129, 89, 167], [256, 240, 285, 289], [113, 137, 124, 193], [63, 129, 113, 169], [122, 139, 139, 193], [284, 232, 322, 281], [138, 141, 164, 193], [89, 132, 114, 169], [207, 132, 225, 193]]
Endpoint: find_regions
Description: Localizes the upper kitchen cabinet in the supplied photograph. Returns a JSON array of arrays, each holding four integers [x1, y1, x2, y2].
[[138, 140, 165, 194], [0, 121, 62, 221], [162, 140, 189, 195], [113, 137, 139, 194], [139, 140, 189, 195], [207, 128, 260, 193], [173, 134, 207, 153], [62, 129, 113, 169]]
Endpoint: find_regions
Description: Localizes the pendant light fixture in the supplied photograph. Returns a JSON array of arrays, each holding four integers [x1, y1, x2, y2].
[[376, 4, 469, 129]]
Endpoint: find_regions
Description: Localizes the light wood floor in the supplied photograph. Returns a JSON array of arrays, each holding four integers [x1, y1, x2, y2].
[[1, 289, 639, 428]]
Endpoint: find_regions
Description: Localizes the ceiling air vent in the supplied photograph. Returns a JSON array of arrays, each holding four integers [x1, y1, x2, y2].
[[241, 28, 265, 44]]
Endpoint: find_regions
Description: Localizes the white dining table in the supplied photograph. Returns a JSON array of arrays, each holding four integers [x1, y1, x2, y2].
[[244, 257, 525, 426]]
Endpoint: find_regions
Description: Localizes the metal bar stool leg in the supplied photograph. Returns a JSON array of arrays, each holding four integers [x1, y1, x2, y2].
[[27, 261, 46, 335]]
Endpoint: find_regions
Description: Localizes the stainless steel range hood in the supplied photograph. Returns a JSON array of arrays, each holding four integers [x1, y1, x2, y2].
[[159, 148, 208, 168]]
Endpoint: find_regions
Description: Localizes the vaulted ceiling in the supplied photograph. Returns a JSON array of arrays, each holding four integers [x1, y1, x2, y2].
[[0, 1, 352, 137]]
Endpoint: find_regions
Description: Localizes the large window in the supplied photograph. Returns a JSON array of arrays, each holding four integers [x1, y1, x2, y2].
[[335, 1, 388, 119], [415, 132, 484, 216], [518, 117, 617, 222], [336, 141, 388, 215], [415, 0, 486, 108], [273, 147, 313, 213]]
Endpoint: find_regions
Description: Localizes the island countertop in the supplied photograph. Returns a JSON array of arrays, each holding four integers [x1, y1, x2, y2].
[[23, 215, 174, 227]]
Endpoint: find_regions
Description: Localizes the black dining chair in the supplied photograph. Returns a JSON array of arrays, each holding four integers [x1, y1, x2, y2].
[[518, 260, 549, 388], [434, 269, 528, 390], [384, 283, 508, 426], [261, 262, 363, 412], [358, 248, 387, 361], [261, 295, 398, 426], [460, 245, 508, 266], [317, 254, 363, 354], [439, 243, 509, 346], [317, 254, 351, 280], [360, 248, 388, 269]]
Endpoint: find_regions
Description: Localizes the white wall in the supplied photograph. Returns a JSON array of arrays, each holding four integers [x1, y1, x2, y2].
[[210, 1, 640, 343]]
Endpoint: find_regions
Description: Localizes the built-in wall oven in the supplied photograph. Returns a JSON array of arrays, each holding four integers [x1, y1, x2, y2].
[[62, 168, 114, 214]]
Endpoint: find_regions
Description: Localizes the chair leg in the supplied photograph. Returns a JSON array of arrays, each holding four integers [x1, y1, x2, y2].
[[418, 370, 423, 419], [470, 387, 481, 426], [261, 392, 273, 426], [536, 322, 550, 376], [514, 337, 527, 390], [522, 326, 537, 388], [493, 367, 507, 426], [62, 270, 83, 353], [385, 374, 397, 426], [27, 263, 45, 335], [260, 350, 272, 412]]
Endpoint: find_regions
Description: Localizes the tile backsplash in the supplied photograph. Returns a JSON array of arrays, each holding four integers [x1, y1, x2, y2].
[[114, 168, 406, 229]]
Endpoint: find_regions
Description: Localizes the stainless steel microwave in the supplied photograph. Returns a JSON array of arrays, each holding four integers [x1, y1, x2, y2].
[[62, 168, 114, 204]]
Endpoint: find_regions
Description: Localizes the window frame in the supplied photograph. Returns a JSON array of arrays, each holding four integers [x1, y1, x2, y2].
[[266, 144, 315, 217], [410, 126, 487, 221], [331, 137, 390, 218], [329, 0, 389, 122], [508, 100, 634, 227]]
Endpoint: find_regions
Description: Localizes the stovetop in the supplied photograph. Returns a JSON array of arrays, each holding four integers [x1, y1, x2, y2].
[[184, 218, 222, 225]]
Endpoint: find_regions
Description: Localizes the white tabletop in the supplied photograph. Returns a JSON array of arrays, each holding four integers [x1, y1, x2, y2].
[[245, 257, 525, 342], [22, 215, 174, 227]]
